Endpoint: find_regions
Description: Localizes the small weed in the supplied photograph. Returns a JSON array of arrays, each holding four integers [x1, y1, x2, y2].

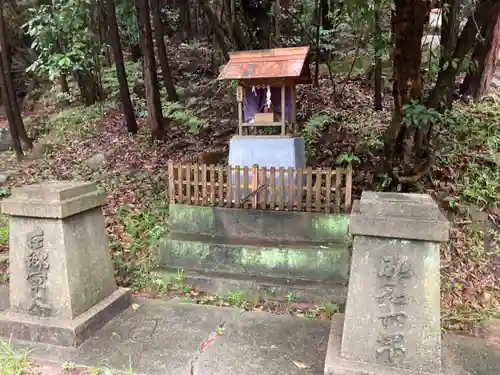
[[63, 361, 77, 370], [176, 268, 184, 282], [287, 293, 300, 304], [0, 188, 11, 198], [317, 301, 339, 319], [0, 227, 8, 247], [0, 339, 34, 375], [225, 291, 249, 309]]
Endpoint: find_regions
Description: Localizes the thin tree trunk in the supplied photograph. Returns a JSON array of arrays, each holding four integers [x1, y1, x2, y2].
[[275, 0, 281, 43], [383, 0, 430, 179], [182, 0, 193, 41], [0, 64, 23, 160], [314, 0, 321, 87], [198, 0, 230, 61], [460, 9, 500, 101], [0, 0, 31, 150], [60, 74, 69, 93], [374, 0, 382, 110], [427, 0, 500, 109], [137, 0, 164, 141], [151, 0, 178, 101], [107, 0, 138, 134], [440, 0, 460, 108]]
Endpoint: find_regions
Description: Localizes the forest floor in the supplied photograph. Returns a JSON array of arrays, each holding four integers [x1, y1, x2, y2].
[[0, 41, 497, 334]]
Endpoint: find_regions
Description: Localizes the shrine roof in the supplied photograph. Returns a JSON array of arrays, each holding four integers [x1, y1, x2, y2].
[[217, 46, 311, 84]]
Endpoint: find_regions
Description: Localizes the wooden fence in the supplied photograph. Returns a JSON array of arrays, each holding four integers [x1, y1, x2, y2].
[[167, 161, 353, 213]]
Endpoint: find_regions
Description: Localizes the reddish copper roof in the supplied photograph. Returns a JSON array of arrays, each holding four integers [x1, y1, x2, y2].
[[217, 46, 311, 83]]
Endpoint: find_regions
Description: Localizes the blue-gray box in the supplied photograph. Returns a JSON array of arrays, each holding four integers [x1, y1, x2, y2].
[[228, 136, 306, 204]]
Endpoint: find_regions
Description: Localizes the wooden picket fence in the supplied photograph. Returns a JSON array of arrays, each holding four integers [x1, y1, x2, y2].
[[167, 161, 353, 213]]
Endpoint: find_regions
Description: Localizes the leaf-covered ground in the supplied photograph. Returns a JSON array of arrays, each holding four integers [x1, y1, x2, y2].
[[0, 41, 498, 333]]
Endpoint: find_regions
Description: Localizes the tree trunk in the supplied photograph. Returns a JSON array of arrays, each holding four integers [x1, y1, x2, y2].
[[383, 0, 430, 180], [198, 0, 230, 61], [151, 0, 178, 101], [107, 0, 138, 134], [181, 0, 193, 41], [321, 0, 333, 30], [374, 0, 382, 111], [137, 0, 164, 141], [0, 0, 32, 151], [460, 9, 500, 101], [0, 65, 23, 160], [427, 0, 500, 109], [242, 0, 271, 48], [60, 74, 69, 93], [76, 72, 100, 106], [440, 0, 460, 108], [99, 0, 111, 66], [314, 0, 321, 87]]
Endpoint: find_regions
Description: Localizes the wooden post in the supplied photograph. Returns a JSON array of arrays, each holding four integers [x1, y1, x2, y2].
[[237, 85, 243, 136], [291, 84, 297, 134], [281, 85, 286, 135], [251, 164, 258, 208]]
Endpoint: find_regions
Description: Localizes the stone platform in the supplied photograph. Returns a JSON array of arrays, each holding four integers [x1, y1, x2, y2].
[[161, 204, 351, 304], [0, 287, 498, 375]]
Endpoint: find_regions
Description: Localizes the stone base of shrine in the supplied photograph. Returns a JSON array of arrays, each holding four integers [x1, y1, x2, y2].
[[0, 288, 131, 348], [324, 316, 456, 375]]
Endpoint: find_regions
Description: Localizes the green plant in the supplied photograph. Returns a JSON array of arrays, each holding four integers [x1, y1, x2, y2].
[[0, 227, 8, 247], [116, 203, 169, 260], [336, 153, 360, 166], [317, 301, 339, 319], [114, 202, 169, 289], [161, 101, 207, 135], [0, 339, 34, 375], [402, 102, 442, 129], [101, 61, 142, 104], [225, 291, 249, 309], [23, 0, 100, 83], [287, 292, 300, 304], [0, 188, 10, 198], [302, 113, 333, 160]]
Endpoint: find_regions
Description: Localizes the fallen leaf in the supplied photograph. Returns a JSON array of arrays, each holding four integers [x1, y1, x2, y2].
[[132, 303, 140, 312], [292, 361, 311, 369]]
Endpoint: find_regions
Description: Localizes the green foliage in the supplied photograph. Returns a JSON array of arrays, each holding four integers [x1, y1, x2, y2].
[[402, 102, 442, 128], [0, 227, 8, 247], [161, 101, 208, 135], [439, 103, 500, 205], [23, 0, 99, 82], [113, 202, 168, 289], [101, 61, 142, 103], [302, 113, 332, 160], [116, 203, 168, 261], [46, 104, 102, 139], [115, 0, 139, 48], [0, 340, 34, 375], [336, 153, 360, 166]]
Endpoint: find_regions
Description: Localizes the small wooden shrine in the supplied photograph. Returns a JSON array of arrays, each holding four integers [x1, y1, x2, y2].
[[216, 46, 312, 204], [217, 46, 312, 137]]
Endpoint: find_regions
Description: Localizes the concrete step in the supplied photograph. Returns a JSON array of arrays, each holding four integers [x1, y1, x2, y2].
[[159, 232, 350, 283], [157, 267, 348, 307], [168, 204, 350, 244]]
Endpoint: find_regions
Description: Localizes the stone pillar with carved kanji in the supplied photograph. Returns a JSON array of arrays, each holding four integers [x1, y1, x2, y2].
[[0, 181, 131, 347], [324, 192, 451, 375]]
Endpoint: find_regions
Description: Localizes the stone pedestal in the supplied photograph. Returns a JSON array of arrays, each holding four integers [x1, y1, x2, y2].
[[0, 181, 131, 347], [325, 192, 450, 375]]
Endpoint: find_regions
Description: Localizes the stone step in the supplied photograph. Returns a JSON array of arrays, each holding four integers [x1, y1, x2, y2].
[[159, 232, 350, 283], [168, 204, 350, 244], [157, 268, 348, 307]]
